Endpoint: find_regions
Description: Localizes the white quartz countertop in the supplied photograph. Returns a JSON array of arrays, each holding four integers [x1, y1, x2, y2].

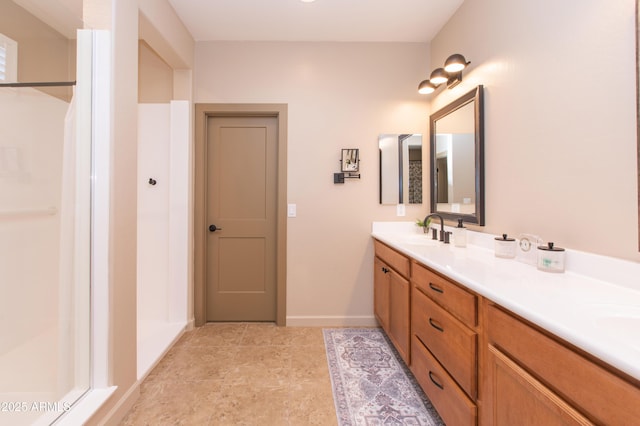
[[371, 222, 640, 382]]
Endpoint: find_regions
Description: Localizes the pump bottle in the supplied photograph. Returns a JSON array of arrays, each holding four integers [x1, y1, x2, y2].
[[454, 218, 467, 247]]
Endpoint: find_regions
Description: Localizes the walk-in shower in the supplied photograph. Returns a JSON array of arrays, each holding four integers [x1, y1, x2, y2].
[[0, 2, 91, 424]]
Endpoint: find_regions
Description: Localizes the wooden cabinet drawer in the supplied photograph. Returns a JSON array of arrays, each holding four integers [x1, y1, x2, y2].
[[412, 286, 477, 398], [412, 261, 477, 326], [374, 240, 410, 278], [487, 303, 640, 425], [411, 335, 477, 426]]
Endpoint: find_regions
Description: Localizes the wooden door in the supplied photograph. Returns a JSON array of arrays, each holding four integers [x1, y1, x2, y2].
[[205, 115, 277, 321]]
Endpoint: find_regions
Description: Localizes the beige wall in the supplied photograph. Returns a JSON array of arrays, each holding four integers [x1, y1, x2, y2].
[[84, 0, 194, 424], [195, 41, 430, 325], [193, 0, 640, 329], [138, 0, 193, 69], [0, 1, 75, 101], [430, 0, 639, 262], [138, 40, 173, 102]]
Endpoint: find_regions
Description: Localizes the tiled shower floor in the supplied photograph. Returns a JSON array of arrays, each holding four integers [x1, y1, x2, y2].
[[122, 323, 337, 425]]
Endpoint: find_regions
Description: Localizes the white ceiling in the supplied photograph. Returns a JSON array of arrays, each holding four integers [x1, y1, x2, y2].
[[167, 0, 464, 43]]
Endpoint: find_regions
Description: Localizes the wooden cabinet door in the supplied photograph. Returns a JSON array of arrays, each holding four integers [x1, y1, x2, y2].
[[389, 269, 410, 364], [374, 257, 390, 331], [484, 302, 640, 425], [485, 344, 594, 426]]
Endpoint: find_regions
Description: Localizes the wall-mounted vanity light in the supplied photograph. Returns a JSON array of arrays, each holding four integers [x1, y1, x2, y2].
[[418, 54, 470, 95]]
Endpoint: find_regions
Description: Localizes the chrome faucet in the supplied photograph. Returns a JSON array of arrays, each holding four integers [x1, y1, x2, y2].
[[423, 213, 447, 243]]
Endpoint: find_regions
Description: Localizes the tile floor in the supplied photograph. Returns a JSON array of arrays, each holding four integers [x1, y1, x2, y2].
[[122, 323, 338, 425]]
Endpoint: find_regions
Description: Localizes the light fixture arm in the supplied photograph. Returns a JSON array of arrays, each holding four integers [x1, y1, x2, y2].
[[446, 71, 463, 89]]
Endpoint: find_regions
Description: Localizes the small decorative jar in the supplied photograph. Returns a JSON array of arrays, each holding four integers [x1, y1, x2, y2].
[[494, 234, 516, 258], [537, 242, 565, 273]]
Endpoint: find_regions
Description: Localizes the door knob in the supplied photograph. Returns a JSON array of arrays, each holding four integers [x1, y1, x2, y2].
[[209, 224, 222, 232]]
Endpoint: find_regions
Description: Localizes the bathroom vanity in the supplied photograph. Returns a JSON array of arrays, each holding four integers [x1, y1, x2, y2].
[[372, 222, 640, 425]]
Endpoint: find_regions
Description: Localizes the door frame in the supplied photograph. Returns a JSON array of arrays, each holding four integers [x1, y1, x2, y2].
[[194, 103, 287, 326]]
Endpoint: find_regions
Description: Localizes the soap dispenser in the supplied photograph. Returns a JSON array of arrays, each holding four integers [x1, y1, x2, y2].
[[454, 218, 467, 247]]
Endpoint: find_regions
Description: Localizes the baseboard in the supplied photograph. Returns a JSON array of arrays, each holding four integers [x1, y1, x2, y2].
[[55, 387, 117, 426], [186, 317, 196, 331], [88, 380, 140, 426], [286, 315, 379, 327], [137, 322, 187, 381], [89, 322, 189, 425]]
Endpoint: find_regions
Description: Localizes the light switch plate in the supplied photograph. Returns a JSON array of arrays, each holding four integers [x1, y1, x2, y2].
[[287, 204, 297, 217], [396, 204, 406, 217]]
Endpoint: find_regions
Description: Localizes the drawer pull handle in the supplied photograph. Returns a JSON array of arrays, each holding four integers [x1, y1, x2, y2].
[[429, 318, 444, 332], [429, 371, 444, 390], [429, 283, 444, 293]]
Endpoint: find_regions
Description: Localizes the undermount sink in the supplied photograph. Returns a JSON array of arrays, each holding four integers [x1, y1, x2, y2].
[[395, 234, 442, 247], [588, 304, 640, 350]]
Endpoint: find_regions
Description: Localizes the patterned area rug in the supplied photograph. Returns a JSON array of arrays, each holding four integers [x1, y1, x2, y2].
[[323, 328, 444, 426]]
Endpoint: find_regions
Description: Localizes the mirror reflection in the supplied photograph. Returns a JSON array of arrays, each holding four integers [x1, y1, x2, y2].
[[379, 134, 422, 205], [430, 85, 484, 225], [435, 102, 475, 212]]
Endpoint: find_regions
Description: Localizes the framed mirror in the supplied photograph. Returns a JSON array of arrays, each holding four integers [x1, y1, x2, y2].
[[379, 134, 422, 205], [341, 148, 360, 172], [430, 85, 484, 225]]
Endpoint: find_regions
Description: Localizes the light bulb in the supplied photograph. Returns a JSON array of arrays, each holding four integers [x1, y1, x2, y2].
[[444, 54, 468, 73], [418, 80, 436, 94], [429, 68, 448, 85]]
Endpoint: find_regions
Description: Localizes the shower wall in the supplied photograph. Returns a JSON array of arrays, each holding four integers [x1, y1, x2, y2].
[[138, 103, 170, 325], [137, 101, 189, 379], [0, 87, 66, 376], [0, 85, 89, 426]]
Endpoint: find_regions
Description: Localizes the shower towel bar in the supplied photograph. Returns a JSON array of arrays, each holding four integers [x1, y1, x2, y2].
[[0, 81, 76, 88], [0, 206, 57, 218]]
